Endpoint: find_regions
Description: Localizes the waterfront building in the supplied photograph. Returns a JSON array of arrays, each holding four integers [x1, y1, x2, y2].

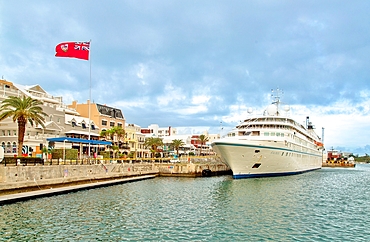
[[190, 131, 219, 155], [68, 100, 126, 155], [141, 124, 177, 137], [63, 114, 103, 158], [0, 79, 217, 159], [142, 124, 219, 156], [68, 100, 126, 132], [162, 134, 196, 156], [0, 79, 79, 157], [125, 123, 148, 159], [327, 150, 353, 161]]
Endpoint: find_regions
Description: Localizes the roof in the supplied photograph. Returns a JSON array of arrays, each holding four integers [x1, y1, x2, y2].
[[46, 137, 111, 145], [65, 130, 100, 136]]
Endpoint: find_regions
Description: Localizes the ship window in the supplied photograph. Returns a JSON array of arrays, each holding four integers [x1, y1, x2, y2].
[[276, 133, 280, 137], [252, 131, 260, 136], [271, 132, 275, 136], [264, 132, 269, 136], [252, 163, 261, 168], [255, 150, 260, 153]]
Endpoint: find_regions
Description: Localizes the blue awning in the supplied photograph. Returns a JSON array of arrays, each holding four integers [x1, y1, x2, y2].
[[46, 137, 112, 145]]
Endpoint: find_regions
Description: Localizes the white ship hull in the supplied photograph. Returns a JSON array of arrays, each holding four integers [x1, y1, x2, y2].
[[212, 88, 324, 179], [212, 138, 322, 179]]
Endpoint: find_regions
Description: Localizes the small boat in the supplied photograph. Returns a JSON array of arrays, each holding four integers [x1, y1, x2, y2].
[[211, 89, 324, 179], [323, 157, 356, 168]]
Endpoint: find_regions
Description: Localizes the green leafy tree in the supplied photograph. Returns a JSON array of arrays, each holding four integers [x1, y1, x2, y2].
[[111, 126, 125, 146], [171, 139, 185, 156], [100, 129, 109, 140], [41, 147, 53, 161], [100, 126, 125, 146], [0, 96, 47, 157], [198, 134, 209, 156], [144, 137, 164, 158], [100, 126, 125, 158]]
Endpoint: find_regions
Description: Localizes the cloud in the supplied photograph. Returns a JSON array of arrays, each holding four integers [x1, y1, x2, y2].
[[1, 0, 370, 154]]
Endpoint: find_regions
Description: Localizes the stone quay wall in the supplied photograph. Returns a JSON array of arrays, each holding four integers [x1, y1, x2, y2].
[[0, 157, 230, 192], [0, 163, 158, 192]]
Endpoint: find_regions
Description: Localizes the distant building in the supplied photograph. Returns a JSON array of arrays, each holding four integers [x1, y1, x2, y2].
[[141, 124, 177, 137], [125, 123, 147, 158], [143, 124, 219, 156], [68, 100, 126, 132], [0, 79, 79, 157], [327, 150, 353, 160]]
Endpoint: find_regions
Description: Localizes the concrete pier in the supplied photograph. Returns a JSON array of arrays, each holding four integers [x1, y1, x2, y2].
[[0, 158, 231, 204], [0, 175, 156, 205]]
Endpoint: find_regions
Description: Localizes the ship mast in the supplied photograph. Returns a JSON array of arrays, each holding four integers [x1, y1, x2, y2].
[[271, 88, 283, 116]]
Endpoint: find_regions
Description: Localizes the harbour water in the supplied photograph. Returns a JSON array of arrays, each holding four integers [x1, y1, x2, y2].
[[1, 164, 370, 241]]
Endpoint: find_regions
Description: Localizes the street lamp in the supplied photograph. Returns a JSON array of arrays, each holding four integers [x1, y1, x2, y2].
[[63, 139, 68, 162]]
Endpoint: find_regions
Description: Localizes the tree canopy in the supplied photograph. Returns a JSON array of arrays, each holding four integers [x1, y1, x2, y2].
[[144, 137, 163, 158], [0, 96, 47, 157], [171, 139, 185, 156]]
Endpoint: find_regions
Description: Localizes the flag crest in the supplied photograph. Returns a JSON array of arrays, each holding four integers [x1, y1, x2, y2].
[[55, 42, 90, 60]]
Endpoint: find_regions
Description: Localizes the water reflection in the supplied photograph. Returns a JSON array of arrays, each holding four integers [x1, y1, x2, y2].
[[1, 165, 370, 241]]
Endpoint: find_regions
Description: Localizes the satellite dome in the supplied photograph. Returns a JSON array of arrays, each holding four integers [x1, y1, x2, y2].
[[266, 104, 278, 116], [247, 108, 253, 114], [283, 105, 290, 112]]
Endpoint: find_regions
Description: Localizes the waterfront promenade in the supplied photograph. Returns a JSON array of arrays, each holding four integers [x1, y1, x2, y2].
[[0, 157, 230, 204], [0, 175, 156, 205]]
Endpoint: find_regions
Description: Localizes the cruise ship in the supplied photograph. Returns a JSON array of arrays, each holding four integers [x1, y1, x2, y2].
[[211, 89, 324, 179]]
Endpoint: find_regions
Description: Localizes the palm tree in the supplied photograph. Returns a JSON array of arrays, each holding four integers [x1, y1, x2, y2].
[[111, 126, 125, 146], [100, 127, 125, 158], [171, 139, 185, 156], [100, 129, 109, 140], [144, 137, 164, 158], [0, 96, 47, 157], [198, 134, 209, 156]]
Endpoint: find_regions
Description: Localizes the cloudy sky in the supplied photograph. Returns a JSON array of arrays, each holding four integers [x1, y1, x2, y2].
[[1, 1, 370, 155]]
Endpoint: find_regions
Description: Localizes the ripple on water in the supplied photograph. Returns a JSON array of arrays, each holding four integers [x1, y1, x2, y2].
[[1, 165, 370, 241]]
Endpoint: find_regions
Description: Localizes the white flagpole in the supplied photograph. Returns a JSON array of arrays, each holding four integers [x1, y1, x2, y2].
[[88, 39, 92, 159]]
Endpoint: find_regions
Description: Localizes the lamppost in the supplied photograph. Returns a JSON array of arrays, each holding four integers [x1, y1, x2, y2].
[[63, 139, 67, 162]]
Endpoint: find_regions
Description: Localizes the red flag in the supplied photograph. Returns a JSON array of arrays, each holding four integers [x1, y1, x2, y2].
[[55, 42, 90, 60]]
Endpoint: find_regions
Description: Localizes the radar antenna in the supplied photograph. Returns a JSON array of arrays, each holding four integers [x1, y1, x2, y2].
[[270, 88, 284, 116]]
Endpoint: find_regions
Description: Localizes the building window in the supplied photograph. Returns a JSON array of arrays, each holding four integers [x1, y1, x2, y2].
[[6, 142, 11, 153], [12, 142, 17, 153], [117, 123, 122, 128], [102, 120, 107, 126], [72, 121, 76, 127], [1, 130, 4, 136], [82, 123, 86, 129], [91, 124, 95, 130], [13, 130, 17, 136], [110, 121, 115, 127]]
